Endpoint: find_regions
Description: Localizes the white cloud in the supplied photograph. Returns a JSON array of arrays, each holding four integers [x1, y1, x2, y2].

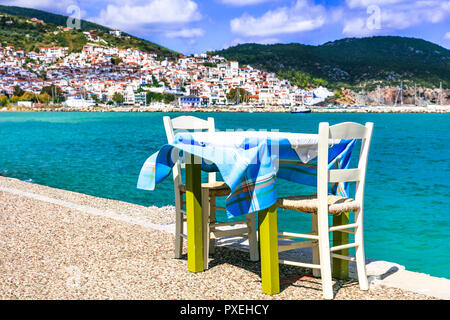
[[92, 0, 202, 30], [165, 28, 205, 38], [220, 0, 272, 6], [0, 0, 77, 13], [343, 18, 376, 36], [253, 38, 279, 45], [342, 0, 450, 36], [345, 0, 407, 9], [3, 0, 205, 41], [445, 32, 450, 39], [230, 0, 326, 37]]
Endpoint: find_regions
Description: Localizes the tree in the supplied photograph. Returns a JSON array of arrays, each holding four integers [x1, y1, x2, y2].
[[312, 78, 328, 87], [151, 75, 159, 86], [40, 85, 65, 103], [146, 91, 163, 103], [111, 56, 122, 65], [91, 94, 100, 104], [0, 94, 8, 107], [112, 92, 124, 105], [163, 93, 175, 104], [226, 88, 250, 104], [277, 71, 329, 89], [36, 93, 51, 104], [19, 91, 35, 101], [9, 96, 20, 104], [161, 78, 170, 88], [13, 85, 24, 97], [334, 89, 343, 99], [203, 62, 217, 68]]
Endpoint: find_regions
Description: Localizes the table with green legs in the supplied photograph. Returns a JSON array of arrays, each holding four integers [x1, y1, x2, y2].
[[184, 153, 282, 294], [137, 132, 355, 295], [184, 153, 349, 295]]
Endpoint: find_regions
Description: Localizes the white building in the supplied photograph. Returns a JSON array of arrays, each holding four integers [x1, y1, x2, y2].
[[64, 98, 95, 108], [109, 29, 122, 37], [17, 101, 33, 107]]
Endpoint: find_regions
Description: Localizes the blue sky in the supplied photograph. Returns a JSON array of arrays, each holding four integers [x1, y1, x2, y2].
[[2, 0, 449, 53]]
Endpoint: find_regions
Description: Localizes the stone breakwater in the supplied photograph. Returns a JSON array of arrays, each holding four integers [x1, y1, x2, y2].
[[1, 105, 449, 113], [311, 105, 450, 113]]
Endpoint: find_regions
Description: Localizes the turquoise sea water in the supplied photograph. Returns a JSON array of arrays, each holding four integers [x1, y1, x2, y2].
[[0, 112, 449, 278]]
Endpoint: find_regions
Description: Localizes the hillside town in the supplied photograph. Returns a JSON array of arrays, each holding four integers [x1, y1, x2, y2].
[[0, 32, 334, 109], [0, 15, 447, 111]]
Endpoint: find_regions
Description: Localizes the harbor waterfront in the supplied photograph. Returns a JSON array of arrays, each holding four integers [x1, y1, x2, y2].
[[1, 104, 450, 113], [0, 112, 449, 281]]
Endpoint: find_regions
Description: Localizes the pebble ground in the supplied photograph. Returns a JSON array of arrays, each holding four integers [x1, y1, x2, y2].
[[0, 177, 436, 300]]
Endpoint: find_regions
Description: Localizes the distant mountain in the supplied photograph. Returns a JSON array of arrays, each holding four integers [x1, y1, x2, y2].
[[0, 5, 178, 58], [210, 36, 450, 89]]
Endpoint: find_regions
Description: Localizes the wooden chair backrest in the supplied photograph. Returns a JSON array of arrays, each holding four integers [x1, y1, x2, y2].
[[317, 122, 374, 215], [163, 116, 216, 187]]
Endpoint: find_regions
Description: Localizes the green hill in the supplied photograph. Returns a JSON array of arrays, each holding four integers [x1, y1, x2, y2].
[[210, 37, 450, 89], [0, 5, 108, 32], [0, 5, 178, 58]]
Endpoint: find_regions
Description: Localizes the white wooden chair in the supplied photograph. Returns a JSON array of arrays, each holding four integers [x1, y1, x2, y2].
[[276, 122, 373, 299], [163, 115, 259, 268]]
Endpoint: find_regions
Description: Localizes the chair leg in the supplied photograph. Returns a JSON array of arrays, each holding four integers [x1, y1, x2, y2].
[[202, 188, 210, 270], [174, 192, 184, 259], [209, 196, 216, 255], [247, 212, 259, 261], [317, 213, 334, 299], [354, 209, 369, 290], [311, 213, 320, 277]]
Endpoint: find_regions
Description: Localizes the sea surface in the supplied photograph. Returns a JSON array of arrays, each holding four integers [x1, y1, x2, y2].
[[0, 112, 449, 278]]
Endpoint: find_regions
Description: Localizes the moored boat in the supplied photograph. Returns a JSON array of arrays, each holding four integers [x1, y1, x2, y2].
[[290, 106, 311, 113]]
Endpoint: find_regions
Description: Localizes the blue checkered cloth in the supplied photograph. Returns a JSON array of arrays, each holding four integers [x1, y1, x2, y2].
[[137, 132, 355, 218]]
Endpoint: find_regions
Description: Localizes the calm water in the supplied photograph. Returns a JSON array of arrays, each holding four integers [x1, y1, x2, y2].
[[0, 112, 449, 278]]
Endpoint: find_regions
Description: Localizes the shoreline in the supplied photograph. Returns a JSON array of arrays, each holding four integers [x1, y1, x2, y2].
[[1, 175, 449, 299], [1, 105, 449, 113]]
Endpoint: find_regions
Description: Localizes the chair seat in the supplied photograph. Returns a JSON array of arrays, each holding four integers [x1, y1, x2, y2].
[[179, 181, 231, 197], [277, 194, 360, 214]]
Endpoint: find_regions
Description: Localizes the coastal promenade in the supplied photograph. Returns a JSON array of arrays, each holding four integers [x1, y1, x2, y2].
[[1, 105, 449, 113], [0, 176, 448, 300]]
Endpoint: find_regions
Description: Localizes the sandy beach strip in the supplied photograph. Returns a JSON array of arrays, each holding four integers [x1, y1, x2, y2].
[[0, 176, 437, 300]]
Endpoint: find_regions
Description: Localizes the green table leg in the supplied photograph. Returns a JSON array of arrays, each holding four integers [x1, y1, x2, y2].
[[258, 204, 280, 295], [332, 211, 349, 280], [185, 154, 204, 273]]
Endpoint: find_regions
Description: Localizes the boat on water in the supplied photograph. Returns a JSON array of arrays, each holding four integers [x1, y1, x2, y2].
[[290, 106, 311, 113]]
